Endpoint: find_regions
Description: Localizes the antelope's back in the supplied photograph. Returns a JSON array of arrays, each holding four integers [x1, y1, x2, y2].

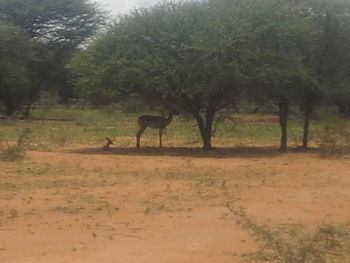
[[138, 115, 166, 128]]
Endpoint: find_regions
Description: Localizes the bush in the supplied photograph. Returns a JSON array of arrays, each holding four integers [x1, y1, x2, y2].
[[229, 206, 350, 263], [0, 128, 31, 161], [318, 115, 350, 156], [0, 144, 26, 161]]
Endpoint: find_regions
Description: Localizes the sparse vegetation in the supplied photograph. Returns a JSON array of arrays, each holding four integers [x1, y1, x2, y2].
[[0, 128, 30, 161], [318, 115, 350, 156], [228, 206, 350, 263], [0, 133, 349, 261], [0, 144, 26, 161]]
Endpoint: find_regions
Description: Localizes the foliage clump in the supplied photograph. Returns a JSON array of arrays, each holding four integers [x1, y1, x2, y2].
[[0, 128, 31, 161], [0, 0, 104, 117], [318, 115, 350, 156], [229, 206, 350, 263]]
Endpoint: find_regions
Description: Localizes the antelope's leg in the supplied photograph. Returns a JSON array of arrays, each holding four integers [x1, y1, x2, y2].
[[136, 127, 146, 148], [159, 128, 163, 148]]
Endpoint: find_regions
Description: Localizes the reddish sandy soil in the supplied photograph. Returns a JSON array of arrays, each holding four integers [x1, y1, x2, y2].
[[0, 147, 349, 262]]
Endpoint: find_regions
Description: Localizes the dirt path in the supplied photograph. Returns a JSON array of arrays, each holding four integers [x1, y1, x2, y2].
[[0, 148, 349, 262]]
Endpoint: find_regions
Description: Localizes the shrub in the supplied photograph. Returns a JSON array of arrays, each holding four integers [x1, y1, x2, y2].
[[0, 144, 26, 161], [0, 128, 31, 161], [229, 206, 350, 263], [318, 115, 350, 156]]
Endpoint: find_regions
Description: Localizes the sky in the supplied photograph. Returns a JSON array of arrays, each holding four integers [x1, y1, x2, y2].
[[96, 0, 159, 15]]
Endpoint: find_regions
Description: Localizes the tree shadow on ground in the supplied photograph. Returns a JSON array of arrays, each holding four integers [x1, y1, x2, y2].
[[70, 146, 315, 159]]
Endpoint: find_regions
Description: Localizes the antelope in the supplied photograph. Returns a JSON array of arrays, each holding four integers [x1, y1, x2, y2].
[[102, 137, 114, 151], [136, 112, 173, 148]]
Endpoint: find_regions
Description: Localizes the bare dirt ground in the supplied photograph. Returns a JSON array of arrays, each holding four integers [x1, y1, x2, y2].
[[0, 146, 349, 262]]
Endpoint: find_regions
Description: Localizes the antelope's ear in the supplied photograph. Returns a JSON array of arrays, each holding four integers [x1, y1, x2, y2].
[[105, 137, 114, 144]]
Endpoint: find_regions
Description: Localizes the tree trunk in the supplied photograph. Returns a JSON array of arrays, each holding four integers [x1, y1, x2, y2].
[[5, 103, 15, 117], [202, 127, 212, 151], [193, 110, 215, 151], [338, 104, 346, 115], [337, 103, 350, 117], [4, 94, 15, 116], [279, 102, 289, 152], [302, 103, 313, 150], [23, 88, 38, 119], [23, 100, 32, 119], [23, 81, 43, 119]]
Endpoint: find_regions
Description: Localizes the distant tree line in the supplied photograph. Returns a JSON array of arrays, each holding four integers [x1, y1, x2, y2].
[[70, 0, 350, 150], [1, 0, 350, 151], [0, 0, 104, 117]]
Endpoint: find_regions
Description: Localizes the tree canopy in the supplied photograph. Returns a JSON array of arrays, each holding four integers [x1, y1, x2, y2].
[[1, 0, 350, 150], [0, 21, 34, 115], [71, 0, 350, 150], [0, 0, 104, 116]]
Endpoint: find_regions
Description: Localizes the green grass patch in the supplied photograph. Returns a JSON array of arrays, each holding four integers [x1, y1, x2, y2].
[[0, 107, 346, 150]]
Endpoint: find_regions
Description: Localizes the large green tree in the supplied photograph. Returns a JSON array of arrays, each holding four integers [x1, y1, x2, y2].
[[72, 1, 249, 150], [235, 0, 316, 151], [292, 0, 350, 148], [0, 0, 104, 116], [0, 21, 35, 116], [308, 0, 350, 117]]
